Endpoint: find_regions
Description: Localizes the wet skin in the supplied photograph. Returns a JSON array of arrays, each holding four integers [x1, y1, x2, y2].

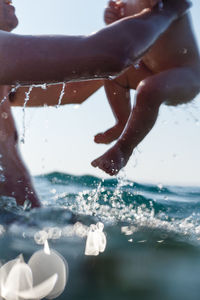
[[0, 0, 191, 205], [91, 0, 200, 176]]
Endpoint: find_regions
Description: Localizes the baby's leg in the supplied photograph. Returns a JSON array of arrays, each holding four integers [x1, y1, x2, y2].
[[94, 64, 152, 144], [92, 66, 200, 175], [0, 96, 40, 207], [94, 79, 131, 144]]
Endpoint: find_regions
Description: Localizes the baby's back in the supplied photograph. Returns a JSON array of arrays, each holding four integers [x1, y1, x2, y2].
[[142, 13, 200, 72]]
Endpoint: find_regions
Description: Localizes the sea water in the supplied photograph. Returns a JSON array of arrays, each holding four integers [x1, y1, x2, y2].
[[1, 173, 200, 300]]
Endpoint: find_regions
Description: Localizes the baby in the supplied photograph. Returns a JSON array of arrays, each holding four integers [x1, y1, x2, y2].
[[91, 0, 200, 175]]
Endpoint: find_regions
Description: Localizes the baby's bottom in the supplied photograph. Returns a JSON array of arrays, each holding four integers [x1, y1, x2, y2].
[[0, 97, 40, 207], [92, 66, 200, 175]]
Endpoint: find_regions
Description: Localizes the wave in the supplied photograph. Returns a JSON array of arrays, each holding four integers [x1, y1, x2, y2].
[[1, 172, 200, 245]]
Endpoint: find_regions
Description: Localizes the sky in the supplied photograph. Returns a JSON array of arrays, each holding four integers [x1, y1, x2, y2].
[[11, 0, 200, 186]]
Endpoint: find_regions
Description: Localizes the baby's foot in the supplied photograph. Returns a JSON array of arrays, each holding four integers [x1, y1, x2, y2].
[[94, 124, 125, 144], [91, 144, 130, 176]]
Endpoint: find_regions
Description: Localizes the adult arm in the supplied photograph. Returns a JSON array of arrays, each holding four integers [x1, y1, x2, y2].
[[0, 0, 191, 85], [10, 80, 103, 107]]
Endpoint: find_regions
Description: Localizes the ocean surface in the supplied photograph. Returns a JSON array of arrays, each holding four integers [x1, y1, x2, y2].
[[1, 172, 200, 300]]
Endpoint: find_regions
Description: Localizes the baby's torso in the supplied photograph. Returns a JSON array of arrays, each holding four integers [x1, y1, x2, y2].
[[142, 14, 200, 73]]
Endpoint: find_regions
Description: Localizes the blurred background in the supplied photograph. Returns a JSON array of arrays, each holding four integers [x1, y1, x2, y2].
[[12, 0, 200, 186]]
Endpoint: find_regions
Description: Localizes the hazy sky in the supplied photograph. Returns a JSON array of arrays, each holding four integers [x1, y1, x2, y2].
[[12, 0, 200, 186]]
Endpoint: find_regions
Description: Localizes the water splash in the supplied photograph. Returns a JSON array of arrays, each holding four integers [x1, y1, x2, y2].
[[56, 82, 66, 108], [21, 85, 34, 144], [0, 96, 7, 106], [20, 84, 50, 143], [0, 84, 21, 106]]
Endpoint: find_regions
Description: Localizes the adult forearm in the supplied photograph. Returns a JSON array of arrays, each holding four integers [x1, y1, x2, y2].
[[0, 32, 108, 85]]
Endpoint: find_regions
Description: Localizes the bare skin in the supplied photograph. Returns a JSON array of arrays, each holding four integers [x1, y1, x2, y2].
[[0, 87, 40, 207], [10, 80, 104, 107], [91, 0, 200, 176], [0, 0, 191, 206]]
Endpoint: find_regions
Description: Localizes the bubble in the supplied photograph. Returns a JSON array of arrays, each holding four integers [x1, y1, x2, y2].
[[47, 227, 62, 240], [85, 222, 107, 256], [62, 225, 75, 237], [28, 247, 68, 299], [34, 231, 48, 245], [74, 222, 88, 238]]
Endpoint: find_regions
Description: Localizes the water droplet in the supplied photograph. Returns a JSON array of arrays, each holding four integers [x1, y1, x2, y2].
[[182, 48, 188, 54], [23, 200, 32, 211], [21, 85, 34, 144], [133, 61, 140, 69], [41, 83, 47, 90], [56, 82, 66, 108], [0, 96, 7, 106], [1, 112, 8, 119], [108, 75, 117, 80]]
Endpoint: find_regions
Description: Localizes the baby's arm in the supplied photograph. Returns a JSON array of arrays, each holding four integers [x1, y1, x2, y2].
[[9, 80, 103, 107]]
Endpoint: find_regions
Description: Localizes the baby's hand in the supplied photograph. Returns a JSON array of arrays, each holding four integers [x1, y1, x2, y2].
[[104, 0, 126, 25]]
